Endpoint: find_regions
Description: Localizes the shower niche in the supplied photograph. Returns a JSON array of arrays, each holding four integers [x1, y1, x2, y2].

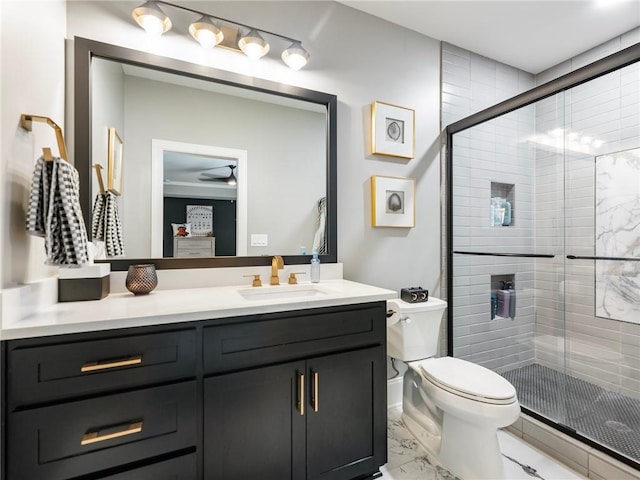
[[490, 182, 514, 227], [490, 274, 515, 320]]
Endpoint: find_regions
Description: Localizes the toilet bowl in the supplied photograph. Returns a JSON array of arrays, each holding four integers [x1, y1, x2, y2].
[[387, 298, 520, 479]]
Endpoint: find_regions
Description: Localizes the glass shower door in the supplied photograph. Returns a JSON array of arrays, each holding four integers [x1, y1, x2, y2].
[[561, 61, 640, 463], [449, 92, 568, 426]]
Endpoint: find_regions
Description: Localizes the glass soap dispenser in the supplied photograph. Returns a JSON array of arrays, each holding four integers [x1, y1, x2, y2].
[[310, 251, 320, 283]]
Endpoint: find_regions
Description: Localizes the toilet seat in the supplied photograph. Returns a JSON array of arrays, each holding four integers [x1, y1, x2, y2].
[[412, 357, 517, 405]]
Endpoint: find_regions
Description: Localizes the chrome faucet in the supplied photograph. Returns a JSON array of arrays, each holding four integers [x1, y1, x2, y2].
[[270, 255, 284, 285]]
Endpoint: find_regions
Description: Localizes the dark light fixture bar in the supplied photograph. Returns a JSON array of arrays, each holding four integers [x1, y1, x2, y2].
[[131, 1, 310, 70]]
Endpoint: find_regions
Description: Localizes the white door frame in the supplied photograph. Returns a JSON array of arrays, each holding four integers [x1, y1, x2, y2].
[[151, 139, 248, 257]]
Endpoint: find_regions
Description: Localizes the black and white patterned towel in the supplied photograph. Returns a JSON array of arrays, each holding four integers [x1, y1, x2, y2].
[[27, 156, 89, 265], [312, 196, 327, 255], [91, 191, 125, 257]]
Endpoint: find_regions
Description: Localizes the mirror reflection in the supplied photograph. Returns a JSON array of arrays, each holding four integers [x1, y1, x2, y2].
[[90, 57, 327, 260]]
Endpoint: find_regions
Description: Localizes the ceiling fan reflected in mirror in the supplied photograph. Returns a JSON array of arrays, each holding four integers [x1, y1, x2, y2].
[[198, 164, 237, 185]]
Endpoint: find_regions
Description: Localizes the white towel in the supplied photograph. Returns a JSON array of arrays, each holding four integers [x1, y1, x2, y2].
[[27, 156, 89, 265]]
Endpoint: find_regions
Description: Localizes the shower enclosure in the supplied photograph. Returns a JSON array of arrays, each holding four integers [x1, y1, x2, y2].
[[446, 43, 640, 469]]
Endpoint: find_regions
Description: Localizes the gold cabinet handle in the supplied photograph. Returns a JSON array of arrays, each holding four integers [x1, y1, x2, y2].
[[297, 372, 305, 416], [312, 371, 319, 412], [81, 421, 143, 445], [81, 355, 143, 373]]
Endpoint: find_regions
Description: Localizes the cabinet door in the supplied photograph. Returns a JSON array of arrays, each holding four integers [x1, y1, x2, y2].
[[204, 361, 306, 480], [306, 346, 387, 480]]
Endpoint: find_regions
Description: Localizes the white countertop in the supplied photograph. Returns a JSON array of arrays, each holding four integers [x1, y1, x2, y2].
[[1, 279, 396, 340]]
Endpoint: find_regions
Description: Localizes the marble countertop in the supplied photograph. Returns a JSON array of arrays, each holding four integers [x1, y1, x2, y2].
[[1, 279, 396, 340]]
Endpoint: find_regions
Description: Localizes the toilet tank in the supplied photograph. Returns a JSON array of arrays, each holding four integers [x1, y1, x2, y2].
[[386, 297, 447, 362]]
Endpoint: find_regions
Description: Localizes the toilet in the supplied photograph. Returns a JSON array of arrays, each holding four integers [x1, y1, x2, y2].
[[387, 297, 520, 479]]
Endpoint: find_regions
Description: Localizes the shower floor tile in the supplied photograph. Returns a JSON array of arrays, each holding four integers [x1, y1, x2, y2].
[[502, 363, 640, 464]]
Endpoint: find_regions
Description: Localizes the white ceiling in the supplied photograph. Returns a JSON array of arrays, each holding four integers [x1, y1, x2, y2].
[[340, 0, 640, 74]]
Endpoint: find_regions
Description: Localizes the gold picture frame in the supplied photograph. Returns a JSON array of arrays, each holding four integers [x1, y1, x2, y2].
[[371, 101, 415, 159], [107, 127, 124, 195], [371, 175, 415, 228]]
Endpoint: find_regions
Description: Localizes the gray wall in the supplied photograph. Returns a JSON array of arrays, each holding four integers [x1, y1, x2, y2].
[[1, 0, 66, 287], [441, 43, 536, 368], [66, 0, 443, 294]]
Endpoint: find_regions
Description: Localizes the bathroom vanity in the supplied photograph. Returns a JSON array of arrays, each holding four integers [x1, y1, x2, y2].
[[1, 279, 393, 480]]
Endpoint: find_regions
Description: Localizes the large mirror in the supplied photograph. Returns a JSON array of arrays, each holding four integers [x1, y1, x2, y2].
[[74, 37, 337, 271]]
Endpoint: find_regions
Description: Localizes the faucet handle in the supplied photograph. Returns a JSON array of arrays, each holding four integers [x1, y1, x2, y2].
[[288, 272, 306, 285], [243, 274, 262, 287]]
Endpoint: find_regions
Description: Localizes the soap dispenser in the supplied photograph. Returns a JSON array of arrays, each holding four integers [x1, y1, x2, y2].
[[310, 251, 320, 283]]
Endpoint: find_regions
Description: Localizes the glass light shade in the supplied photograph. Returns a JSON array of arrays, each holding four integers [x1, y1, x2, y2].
[[189, 16, 224, 49], [238, 29, 270, 59], [281, 41, 310, 70], [227, 172, 237, 186], [132, 1, 172, 36]]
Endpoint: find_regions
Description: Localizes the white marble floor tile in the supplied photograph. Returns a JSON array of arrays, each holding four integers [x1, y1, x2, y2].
[[380, 408, 586, 480]]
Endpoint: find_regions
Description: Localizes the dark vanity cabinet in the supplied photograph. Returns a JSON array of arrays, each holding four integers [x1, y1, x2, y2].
[[2, 301, 387, 480]]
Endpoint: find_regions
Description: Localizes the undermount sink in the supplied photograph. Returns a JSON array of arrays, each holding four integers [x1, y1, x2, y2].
[[238, 283, 330, 301]]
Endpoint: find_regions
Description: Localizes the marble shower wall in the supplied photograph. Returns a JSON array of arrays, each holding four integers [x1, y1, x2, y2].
[[595, 148, 640, 324]]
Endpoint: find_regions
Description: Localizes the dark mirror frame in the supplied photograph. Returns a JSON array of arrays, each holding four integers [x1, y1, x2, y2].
[[74, 36, 337, 271]]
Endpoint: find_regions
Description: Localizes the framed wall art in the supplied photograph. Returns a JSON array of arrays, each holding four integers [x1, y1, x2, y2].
[[107, 127, 124, 195], [186, 204, 213, 237], [371, 101, 415, 159], [371, 175, 415, 228]]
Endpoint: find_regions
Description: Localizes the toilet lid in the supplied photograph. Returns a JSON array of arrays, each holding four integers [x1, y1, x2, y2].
[[418, 357, 517, 405]]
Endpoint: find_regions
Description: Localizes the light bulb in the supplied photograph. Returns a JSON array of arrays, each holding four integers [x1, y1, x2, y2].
[[140, 15, 165, 36], [239, 29, 269, 59], [189, 16, 223, 49], [282, 41, 310, 70], [132, 1, 172, 36]]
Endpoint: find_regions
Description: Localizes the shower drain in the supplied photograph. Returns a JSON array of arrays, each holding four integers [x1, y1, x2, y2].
[[605, 420, 633, 434]]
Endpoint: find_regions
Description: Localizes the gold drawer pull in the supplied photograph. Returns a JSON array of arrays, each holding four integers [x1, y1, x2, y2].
[[312, 371, 319, 412], [81, 421, 143, 445], [81, 355, 143, 373], [297, 372, 305, 416]]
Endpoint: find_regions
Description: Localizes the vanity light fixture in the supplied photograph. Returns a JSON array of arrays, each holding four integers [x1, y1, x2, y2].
[[131, 1, 310, 69]]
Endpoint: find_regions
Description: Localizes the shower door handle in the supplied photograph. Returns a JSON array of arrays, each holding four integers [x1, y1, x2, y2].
[[567, 255, 640, 262]]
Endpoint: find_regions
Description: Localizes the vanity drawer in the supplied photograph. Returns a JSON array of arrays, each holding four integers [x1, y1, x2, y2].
[[8, 329, 196, 407], [7, 381, 197, 480], [203, 302, 385, 373], [99, 453, 196, 480]]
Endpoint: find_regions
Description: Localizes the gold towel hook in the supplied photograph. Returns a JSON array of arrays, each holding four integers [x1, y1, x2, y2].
[[92, 164, 106, 194], [20, 114, 68, 161]]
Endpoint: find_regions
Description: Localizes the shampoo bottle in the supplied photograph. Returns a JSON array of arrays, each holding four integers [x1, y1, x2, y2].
[[310, 251, 320, 283], [506, 281, 516, 318], [502, 199, 512, 226], [496, 281, 511, 318]]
